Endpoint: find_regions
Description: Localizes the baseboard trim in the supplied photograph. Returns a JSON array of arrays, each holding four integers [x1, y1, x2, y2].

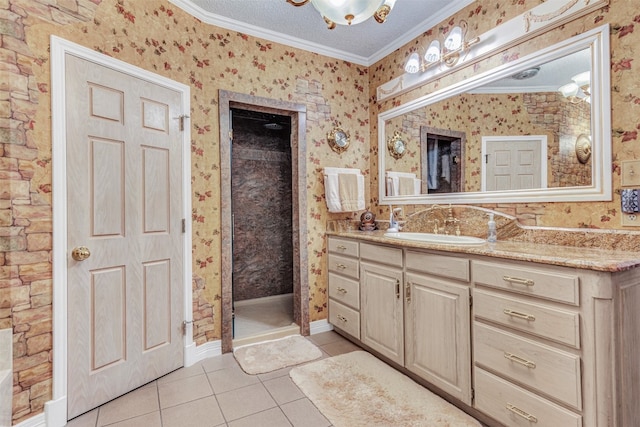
[[310, 319, 333, 335], [185, 339, 222, 366], [15, 413, 45, 427]]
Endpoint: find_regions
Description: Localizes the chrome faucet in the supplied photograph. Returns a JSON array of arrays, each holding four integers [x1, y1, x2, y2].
[[388, 206, 402, 232]]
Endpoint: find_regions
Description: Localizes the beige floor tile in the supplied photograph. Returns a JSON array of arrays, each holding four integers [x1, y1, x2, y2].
[[102, 411, 161, 427], [96, 384, 159, 426], [161, 395, 225, 427], [320, 338, 362, 356], [263, 376, 305, 405], [234, 295, 294, 339], [206, 364, 260, 394], [201, 352, 237, 373], [306, 331, 343, 347], [216, 383, 277, 421], [157, 362, 205, 385], [157, 373, 213, 409], [66, 409, 98, 427], [256, 365, 294, 382], [280, 398, 331, 427], [227, 407, 292, 427]]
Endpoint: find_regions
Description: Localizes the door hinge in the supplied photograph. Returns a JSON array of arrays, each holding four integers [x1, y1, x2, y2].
[[177, 114, 190, 131], [182, 218, 186, 233], [182, 320, 193, 336], [469, 291, 473, 307], [229, 130, 233, 140], [471, 387, 475, 402]]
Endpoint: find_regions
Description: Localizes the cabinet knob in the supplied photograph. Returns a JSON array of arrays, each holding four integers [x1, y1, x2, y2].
[[336, 287, 347, 294], [337, 314, 348, 323]]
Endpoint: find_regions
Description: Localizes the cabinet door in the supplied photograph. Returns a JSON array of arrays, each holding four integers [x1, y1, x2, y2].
[[360, 261, 404, 365], [405, 272, 472, 404]]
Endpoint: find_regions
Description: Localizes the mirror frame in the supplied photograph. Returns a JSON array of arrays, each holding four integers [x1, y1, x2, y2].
[[378, 24, 611, 205]]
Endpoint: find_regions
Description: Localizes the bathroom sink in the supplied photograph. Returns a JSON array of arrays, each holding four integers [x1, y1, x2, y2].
[[383, 232, 486, 245]]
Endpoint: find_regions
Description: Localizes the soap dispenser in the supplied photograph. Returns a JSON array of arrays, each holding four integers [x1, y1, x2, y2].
[[487, 213, 497, 243]]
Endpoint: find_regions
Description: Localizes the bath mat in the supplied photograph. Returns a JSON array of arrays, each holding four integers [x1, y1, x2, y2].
[[290, 351, 482, 427], [234, 334, 323, 375]]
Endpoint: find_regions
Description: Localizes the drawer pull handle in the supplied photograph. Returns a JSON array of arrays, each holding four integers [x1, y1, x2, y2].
[[405, 282, 411, 303], [336, 314, 348, 323], [336, 287, 348, 294], [396, 279, 400, 299], [337, 245, 347, 250], [503, 275, 535, 286], [336, 263, 347, 270], [506, 403, 538, 423], [504, 352, 536, 369], [503, 309, 536, 321]]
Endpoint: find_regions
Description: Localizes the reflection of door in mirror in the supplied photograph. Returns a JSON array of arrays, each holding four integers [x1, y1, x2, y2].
[[481, 135, 547, 191], [420, 127, 464, 193]]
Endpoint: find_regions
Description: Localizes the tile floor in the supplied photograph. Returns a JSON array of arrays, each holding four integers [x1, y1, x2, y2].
[[65, 331, 362, 427]]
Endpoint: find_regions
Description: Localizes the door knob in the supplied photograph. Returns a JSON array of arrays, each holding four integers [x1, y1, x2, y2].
[[71, 246, 91, 261]]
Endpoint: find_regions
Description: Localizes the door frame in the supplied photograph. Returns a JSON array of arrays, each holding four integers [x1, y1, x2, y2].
[[46, 36, 192, 426], [219, 90, 308, 353]]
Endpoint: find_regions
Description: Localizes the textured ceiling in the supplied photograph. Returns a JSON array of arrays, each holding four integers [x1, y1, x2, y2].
[[168, 0, 476, 65]]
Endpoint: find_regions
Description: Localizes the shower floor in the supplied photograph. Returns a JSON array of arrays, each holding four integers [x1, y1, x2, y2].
[[233, 293, 298, 346]]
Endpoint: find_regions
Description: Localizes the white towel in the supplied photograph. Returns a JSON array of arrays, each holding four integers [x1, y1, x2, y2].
[[323, 168, 364, 212], [441, 154, 451, 184], [386, 171, 421, 196]]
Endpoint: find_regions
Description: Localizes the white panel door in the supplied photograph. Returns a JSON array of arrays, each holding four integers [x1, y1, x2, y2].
[[65, 53, 184, 419], [483, 136, 546, 191]]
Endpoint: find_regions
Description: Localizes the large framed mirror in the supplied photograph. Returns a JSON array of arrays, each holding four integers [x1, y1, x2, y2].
[[378, 25, 611, 205]]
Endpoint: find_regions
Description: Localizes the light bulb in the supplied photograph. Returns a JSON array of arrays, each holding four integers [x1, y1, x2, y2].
[[558, 82, 579, 98], [444, 26, 463, 50], [405, 52, 420, 74], [424, 40, 441, 63]]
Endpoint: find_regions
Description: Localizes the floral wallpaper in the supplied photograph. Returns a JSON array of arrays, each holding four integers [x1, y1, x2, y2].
[[2, 0, 640, 423]]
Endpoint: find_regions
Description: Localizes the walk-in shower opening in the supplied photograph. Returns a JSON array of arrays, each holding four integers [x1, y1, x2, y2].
[[230, 108, 297, 344]]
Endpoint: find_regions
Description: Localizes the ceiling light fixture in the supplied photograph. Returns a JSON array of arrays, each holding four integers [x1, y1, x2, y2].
[[286, 0, 397, 30], [558, 71, 591, 103], [404, 21, 480, 74]]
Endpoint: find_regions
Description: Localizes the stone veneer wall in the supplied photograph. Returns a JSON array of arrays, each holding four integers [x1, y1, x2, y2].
[[231, 121, 294, 302]]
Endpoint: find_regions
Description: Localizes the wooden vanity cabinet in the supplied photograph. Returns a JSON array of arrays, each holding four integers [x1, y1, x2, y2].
[[404, 251, 472, 405], [360, 242, 404, 365], [327, 237, 360, 339], [327, 235, 640, 426]]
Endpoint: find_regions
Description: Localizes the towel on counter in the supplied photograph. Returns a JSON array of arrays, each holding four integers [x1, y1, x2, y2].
[[323, 167, 365, 212], [441, 154, 451, 184]]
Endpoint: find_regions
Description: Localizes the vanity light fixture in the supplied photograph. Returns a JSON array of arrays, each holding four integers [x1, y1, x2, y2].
[[558, 71, 591, 104], [404, 21, 480, 74], [286, 0, 397, 30]]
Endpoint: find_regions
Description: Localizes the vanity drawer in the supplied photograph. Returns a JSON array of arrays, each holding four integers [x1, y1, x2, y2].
[[475, 369, 581, 427], [406, 251, 469, 282], [472, 260, 580, 305], [360, 243, 403, 267], [329, 300, 360, 340], [474, 322, 582, 410], [328, 272, 359, 309], [474, 289, 580, 348], [328, 254, 359, 279], [328, 237, 359, 258]]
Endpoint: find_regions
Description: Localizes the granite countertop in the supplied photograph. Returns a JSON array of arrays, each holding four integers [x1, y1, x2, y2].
[[326, 229, 640, 273]]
